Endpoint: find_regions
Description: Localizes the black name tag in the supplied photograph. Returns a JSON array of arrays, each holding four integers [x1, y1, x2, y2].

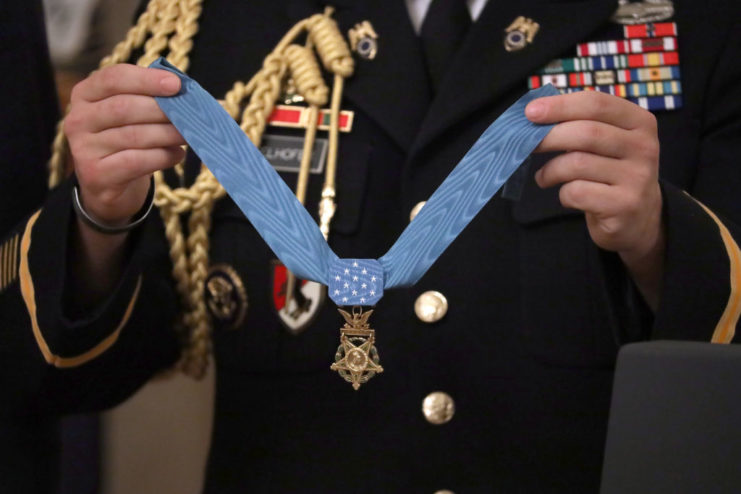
[[260, 134, 328, 174]]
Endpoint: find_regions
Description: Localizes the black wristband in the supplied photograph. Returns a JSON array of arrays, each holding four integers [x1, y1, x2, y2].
[[72, 176, 155, 235]]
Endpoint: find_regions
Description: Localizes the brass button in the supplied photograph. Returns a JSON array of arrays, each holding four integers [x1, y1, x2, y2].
[[409, 201, 426, 221], [414, 291, 448, 323], [422, 391, 455, 425]]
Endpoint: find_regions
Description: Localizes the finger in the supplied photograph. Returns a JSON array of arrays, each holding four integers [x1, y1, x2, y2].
[[95, 124, 186, 156], [83, 94, 174, 132], [525, 91, 654, 130], [71, 64, 181, 103], [535, 152, 624, 188], [96, 146, 185, 185], [557, 179, 619, 214], [534, 120, 632, 159]]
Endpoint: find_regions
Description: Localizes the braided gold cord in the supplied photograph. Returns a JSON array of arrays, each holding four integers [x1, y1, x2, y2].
[[167, 0, 202, 71], [47, 0, 354, 378], [137, 0, 180, 67], [307, 14, 354, 78], [284, 45, 329, 107], [239, 53, 287, 146]]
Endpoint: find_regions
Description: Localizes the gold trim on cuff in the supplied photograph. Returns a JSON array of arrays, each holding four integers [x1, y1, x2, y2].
[[20, 210, 142, 368], [693, 200, 740, 344]]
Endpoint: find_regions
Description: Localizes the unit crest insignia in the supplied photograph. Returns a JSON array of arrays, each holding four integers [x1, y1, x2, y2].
[[504, 16, 540, 52], [271, 260, 326, 335], [205, 264, 248, 330], [348, 21, 378, 60]]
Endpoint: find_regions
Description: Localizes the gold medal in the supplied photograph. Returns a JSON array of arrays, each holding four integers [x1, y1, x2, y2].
[[330, 307, 383, 390]]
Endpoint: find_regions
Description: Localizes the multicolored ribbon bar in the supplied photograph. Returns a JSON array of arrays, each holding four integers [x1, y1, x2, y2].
[[623, 22, 677, 39], [562, 80, 682, 98], [576, 36, 676, 56], [537, 52, 679, 75], [151, 58, 557, 306]]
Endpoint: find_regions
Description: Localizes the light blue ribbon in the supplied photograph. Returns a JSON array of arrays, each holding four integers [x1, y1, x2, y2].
[[151, 58, 557, 306]]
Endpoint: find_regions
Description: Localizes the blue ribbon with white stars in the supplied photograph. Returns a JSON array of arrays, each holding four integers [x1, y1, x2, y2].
[[151, 58, 557, 306]]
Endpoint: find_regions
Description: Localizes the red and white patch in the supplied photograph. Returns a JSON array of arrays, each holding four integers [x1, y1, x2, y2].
[[271, 261, 325, 334]]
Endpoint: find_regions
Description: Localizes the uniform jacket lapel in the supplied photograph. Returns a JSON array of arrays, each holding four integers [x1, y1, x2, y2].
[[412, 0, 618, 156], [332, 0, 432, 153]]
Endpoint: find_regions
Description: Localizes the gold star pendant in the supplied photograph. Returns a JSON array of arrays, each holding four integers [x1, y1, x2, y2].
[[331, 307, 383, 390]]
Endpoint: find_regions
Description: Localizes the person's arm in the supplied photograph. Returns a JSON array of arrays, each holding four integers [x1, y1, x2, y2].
[[0, 63, 188, 416], [64, 63, 185, 305]]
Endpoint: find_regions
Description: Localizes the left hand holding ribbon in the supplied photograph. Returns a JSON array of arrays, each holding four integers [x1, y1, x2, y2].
[[525, 91, 664, 309]]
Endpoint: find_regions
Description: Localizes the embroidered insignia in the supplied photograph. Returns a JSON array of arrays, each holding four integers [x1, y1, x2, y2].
[[271, 260, 325, 335], [205, 264, 248, 330], [504, 16, 540, 52], [348, 21, 379, 60]]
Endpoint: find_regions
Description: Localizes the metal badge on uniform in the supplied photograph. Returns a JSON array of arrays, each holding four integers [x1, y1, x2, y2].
[[527, 1, 682, 112], [612, 0, 674, 25], [205, 264, 248, 330], [271, 260, 326, 335], [348, 21, 378, 60], [330, 307, 383, 390], [504, 16, 540, 52]]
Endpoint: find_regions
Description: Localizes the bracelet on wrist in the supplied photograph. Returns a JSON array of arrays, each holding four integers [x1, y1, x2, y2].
[[72, 176, 155, 235]]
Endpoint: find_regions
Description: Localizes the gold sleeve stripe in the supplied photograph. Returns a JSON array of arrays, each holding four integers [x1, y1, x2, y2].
[[0, 234, 20, 291], [0, 239, 5, 288], [19, 210, 143, 368], [693, 201, 740, 344]]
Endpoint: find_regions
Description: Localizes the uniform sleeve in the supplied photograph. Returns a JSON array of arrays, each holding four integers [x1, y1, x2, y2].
[[0, 179, 180, 417], [651, 20, 741, 344]]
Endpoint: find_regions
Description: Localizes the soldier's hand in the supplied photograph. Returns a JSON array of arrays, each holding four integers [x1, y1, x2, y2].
[[64, 64, 185, 227], [525, 91, 664, 269]]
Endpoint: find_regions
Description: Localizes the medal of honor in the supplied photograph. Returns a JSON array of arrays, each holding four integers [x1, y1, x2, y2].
[[152, 58, 557, 391], [331, 307, 383, 390]]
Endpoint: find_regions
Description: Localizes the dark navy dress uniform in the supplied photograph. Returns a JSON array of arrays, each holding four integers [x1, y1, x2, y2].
[[2, 0, 740, 492], [0, 2, 64, 493]]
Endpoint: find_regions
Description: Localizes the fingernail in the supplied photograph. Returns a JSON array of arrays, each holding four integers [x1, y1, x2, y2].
[[160, 76, 180, 93], [534, 168, 544, 185], [526, 102, 544, 120]]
